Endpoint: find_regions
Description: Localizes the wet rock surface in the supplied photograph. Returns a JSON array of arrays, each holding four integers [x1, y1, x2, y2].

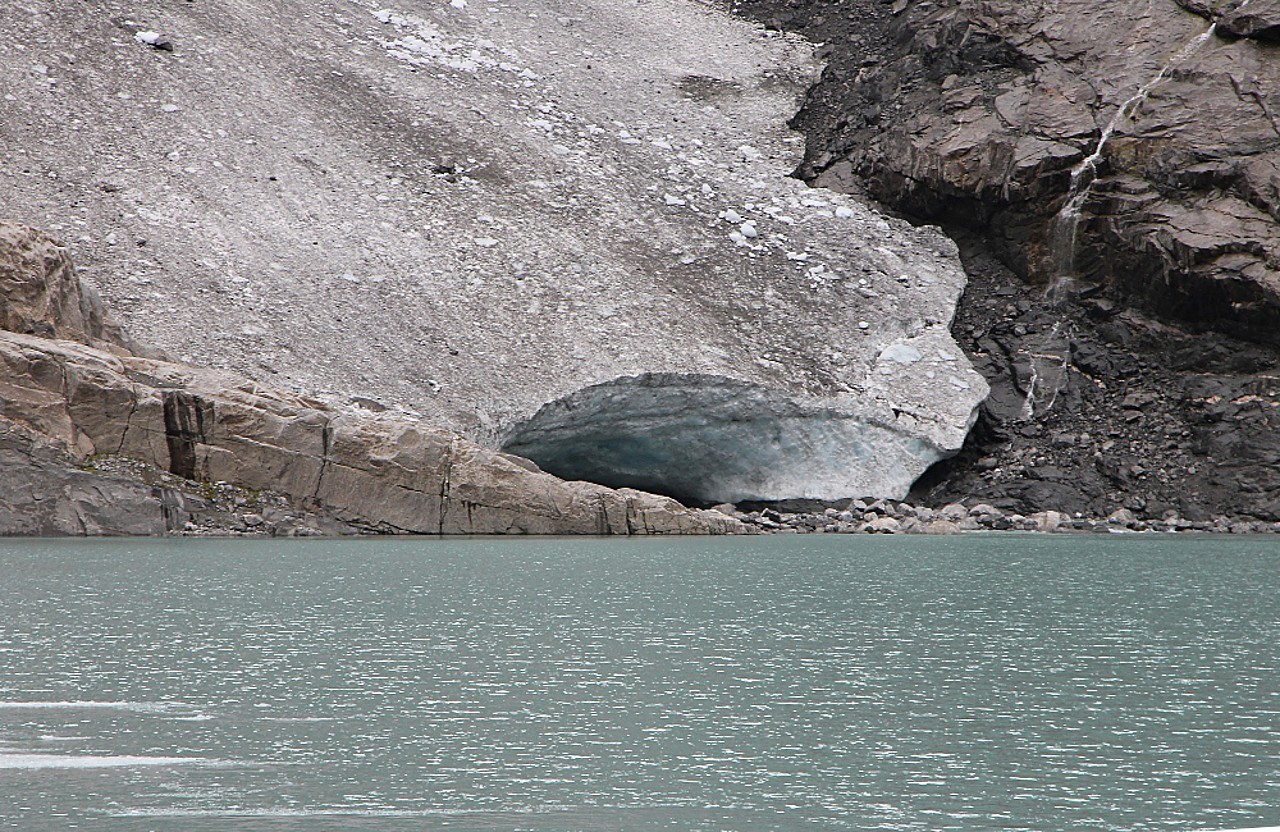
[[730, 0, 1280, 526], [743, 0, 1280, 337], [913, 232, 1280, 525]]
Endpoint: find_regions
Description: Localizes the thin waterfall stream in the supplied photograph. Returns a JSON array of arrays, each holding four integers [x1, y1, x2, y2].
[[1045, 3, 1244, 298]]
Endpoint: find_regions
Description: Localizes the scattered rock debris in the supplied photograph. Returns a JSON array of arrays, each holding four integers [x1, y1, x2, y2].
[[134, 30, 173, 51]]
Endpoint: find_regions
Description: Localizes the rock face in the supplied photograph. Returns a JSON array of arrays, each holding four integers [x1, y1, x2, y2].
[[0, 419, 171, 537], [0, 222, 132, 352], [727, 0, 1280, 523], [775, 0, 1280, 340], [0, 223, 747, 535], [0, 0, 985, 502]]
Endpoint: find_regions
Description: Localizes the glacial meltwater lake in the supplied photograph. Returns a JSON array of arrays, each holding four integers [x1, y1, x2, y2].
[[0, 535, 1277, 832]]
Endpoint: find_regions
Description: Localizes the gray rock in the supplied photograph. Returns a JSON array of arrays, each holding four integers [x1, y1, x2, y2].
[[1029, 510, 1066, 532], [0, 420, 168, 536], [1106, 507, 1139, 527], [918, 519, 962, 535], [865, 516, 901, 533]]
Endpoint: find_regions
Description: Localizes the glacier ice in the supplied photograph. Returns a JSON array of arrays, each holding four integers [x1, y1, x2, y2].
[[500, 373, 961, 505]]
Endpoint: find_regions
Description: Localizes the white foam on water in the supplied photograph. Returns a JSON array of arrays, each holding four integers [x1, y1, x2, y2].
[[113, 806, 577, 818], [0, 700, 194, 714], [0, 753, 220, 770], [0, 700, 133, 708]]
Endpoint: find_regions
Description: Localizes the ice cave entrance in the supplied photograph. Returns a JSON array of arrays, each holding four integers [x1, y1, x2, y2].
[[498, 373, 938, 505]]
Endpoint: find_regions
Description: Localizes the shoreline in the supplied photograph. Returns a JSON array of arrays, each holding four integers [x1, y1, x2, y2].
[[727, 500, 1280, 536]]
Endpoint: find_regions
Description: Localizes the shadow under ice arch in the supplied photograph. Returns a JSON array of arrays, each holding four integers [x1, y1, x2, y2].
[[499, 373, 956, 505]]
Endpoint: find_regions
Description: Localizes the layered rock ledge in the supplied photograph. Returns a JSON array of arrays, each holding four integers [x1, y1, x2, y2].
[[0, 223, 746, 536]]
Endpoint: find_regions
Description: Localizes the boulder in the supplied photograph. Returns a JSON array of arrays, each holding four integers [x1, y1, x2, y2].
[[1106, 507, 1139, 527], [0, 223, 130, 352], [865, 516, 902, 533], [1218, 1, 1280, 41], [1030, 510, 1066, 532]]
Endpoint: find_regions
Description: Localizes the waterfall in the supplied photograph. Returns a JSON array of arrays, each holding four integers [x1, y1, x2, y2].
[[1044, 3, 1243, 298]]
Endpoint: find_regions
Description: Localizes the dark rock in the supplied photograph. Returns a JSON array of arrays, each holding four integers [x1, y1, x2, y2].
[[801, 1, 1280, 342], [1219, 2, 1280, 42]]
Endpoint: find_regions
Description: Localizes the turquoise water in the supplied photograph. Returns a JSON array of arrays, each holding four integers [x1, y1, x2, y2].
[[0, 535, 1277, 831]]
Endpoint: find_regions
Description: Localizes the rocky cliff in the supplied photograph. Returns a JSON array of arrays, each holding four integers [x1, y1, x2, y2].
[[0, 0, 986, 504], [0, 222, 747, 535], [789, 0, 1280, 334], [733, 0, 1280, 522]]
